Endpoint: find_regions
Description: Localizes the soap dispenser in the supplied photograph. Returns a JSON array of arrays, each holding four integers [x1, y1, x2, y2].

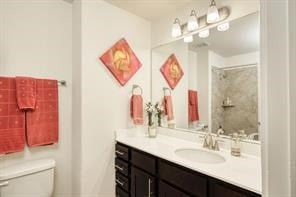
[[231, 133, 241, 156]]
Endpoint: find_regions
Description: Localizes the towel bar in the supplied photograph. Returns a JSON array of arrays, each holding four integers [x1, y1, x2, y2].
[[57, 80, 66, 86]]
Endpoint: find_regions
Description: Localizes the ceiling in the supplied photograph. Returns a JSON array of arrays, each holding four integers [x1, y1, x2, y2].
[[105, 0, 200, 21], [190, 12, 259, 57]]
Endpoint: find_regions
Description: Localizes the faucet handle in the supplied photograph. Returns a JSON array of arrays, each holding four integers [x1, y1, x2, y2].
[[202, 134, 209, 148], [213, 140, 220, 151], [213, 138, 224, 151], [201, 125, 209, 132], [203, 138, 209, 148]]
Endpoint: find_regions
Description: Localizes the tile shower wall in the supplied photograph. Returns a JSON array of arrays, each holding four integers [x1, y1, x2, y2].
[[212, 66, 258, 136]]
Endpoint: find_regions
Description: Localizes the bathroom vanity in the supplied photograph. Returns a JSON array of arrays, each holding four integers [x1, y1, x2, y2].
[[115, 130, 261, 197]]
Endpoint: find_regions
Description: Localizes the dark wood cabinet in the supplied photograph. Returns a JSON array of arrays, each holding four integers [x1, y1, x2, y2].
[[159, 181, 189, 197], [131, 167, 156, 197], [131, 149, 156, 174], [116, 186, 130, 197], [115, 142, 261, 197], [159, 160, 207, 197], [209, 179, 260, 197]]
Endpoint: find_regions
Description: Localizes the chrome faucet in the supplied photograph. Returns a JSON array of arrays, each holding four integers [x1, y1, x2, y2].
[[201, 126, 221, 151]]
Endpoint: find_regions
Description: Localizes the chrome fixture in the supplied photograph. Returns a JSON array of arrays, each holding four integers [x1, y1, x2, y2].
[[201, 125, 222, 151], [207, 0, 220, 23], [217, 22, 230, 31], [170, 6, 230, 42], [171, 18, 182, 38], [163, 87, 172, 96], [57, 80, 67, 86], [187, 10, 199, 31], [132, 84, 143, 95]]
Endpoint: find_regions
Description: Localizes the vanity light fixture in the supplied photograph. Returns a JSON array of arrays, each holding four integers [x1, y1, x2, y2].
[[207, 0, 220, 23], [183, 35, 193, 43], [217, 22, 229, 31], [170, 6, 230, 38], [199, 29, 210, 38], [171, 18, 182, 38], [187, 10, 199, 31]]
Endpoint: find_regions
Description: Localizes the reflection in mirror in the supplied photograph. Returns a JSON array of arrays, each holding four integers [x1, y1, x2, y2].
[[151, 12, 260, 141], [211, 65, 259, 140]]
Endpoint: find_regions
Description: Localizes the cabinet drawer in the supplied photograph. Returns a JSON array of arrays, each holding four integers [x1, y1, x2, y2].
[[159, 160, 207, 197], [116, 171, 130, 192], [116, 186, 130, 197], [116, 143, 129, 161], [131, 149, 156, 174], [159, 181, 190, 197], [115, 158, 129, 177]]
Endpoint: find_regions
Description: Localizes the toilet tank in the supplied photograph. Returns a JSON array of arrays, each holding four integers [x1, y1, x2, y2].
[[0, 159, 56, 197]]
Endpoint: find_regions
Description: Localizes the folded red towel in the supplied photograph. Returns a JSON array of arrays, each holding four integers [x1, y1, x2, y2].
[[15, 76, 37, 110], [163, 96, 174, 121], [0, 77, 25, 154], [188, 90, 199, 122], [26, 79, 58, 147], [130, 95, 144, 125]]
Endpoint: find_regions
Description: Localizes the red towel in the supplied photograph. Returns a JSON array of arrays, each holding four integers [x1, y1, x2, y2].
[[130, 95, 144, 125], [163, 96, 174, 121], [26, 79, 59, 147], [15, 76, 37, 110], [0, 77, 25, 154], [188, 90, 199, 122]]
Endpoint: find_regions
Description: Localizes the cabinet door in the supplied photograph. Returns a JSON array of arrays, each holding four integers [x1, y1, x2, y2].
[[209, 180, 261, 197], [131, 167, 156, 197], [159, 181, 189, 197]]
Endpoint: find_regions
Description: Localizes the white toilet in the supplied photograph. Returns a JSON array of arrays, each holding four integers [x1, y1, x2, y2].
[[0, 159, 56, 197]]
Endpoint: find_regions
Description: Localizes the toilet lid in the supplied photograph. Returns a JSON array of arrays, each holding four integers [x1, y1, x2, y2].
[[0, 159, 55, 181]]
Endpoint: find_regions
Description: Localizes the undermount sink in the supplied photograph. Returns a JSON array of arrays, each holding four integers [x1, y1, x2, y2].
[[175, 148, 226, 164]]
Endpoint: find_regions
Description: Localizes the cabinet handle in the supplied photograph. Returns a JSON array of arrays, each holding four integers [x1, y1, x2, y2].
[[116, 179, 124, 187], [115, 165, 124, 171], [115, 150, 125, 156], [0, 181, 9, 187], [148, 178, 153, 197]]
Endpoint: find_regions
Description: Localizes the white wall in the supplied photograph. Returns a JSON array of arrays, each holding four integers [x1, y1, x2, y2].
[[209, 51, 259, 68], [225, 51, 260, 67], [289, 0, 296, 195], [196, 48, 210, 126], [209, 51, 226, 68], [73, 0, 151, 196], [0, 1, 72, 197], [188, 50, 198, 90], [72, 0, 82, 196], [261, 0, 292, 196], [151, 0, 260, 48]]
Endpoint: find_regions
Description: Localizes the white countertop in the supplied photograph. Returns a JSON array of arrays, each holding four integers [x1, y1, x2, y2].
[[116, 129, 262, 195]]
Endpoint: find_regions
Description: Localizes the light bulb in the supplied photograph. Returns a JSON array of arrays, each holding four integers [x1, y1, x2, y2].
[[207, 0, 220, 23], [187, 10, 199, 32], [171, 18, 182, 38], [199, 29, 209, 38], [217, 22, 229, 31], [184, 35, 193, 43]]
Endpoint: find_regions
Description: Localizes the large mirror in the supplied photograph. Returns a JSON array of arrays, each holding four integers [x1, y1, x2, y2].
[[151, 12, 260, 141]]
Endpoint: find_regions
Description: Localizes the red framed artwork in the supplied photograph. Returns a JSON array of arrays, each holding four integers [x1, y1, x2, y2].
[[160, 54, 184, 89], [99, 38, 142, 86]]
